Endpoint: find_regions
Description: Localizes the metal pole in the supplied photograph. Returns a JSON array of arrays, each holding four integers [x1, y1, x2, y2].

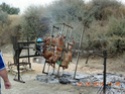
[[73, 25, 85, 79], [27, 44, 31, 68], [0, 78, 1, 94], [103, 50, 107, 94], [17, 43, 20, 81], [27, 38, 31, 69], [14, 42, 25, 83]]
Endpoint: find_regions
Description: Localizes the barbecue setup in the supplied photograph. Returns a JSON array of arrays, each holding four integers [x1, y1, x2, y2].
[[7, 22, 125, 94], [8, 23, 74, 82]]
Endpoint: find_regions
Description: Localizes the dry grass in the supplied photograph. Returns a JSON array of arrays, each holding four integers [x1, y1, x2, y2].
[[72, 57, 125, 76]]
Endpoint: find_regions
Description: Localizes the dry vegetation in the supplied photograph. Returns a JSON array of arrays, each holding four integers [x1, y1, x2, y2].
[[1, 0, 125, 94], [0, 0, 125, 76]]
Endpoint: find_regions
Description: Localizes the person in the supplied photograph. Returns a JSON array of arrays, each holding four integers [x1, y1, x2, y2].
[[0, 51, 11, 93], [35, 37, 44, 56]]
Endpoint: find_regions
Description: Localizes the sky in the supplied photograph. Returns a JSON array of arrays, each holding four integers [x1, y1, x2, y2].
[[0, 0, 60, 14], [0, 0, 125, 14]]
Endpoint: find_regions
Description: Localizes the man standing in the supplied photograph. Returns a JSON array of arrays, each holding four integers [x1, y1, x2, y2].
[[0, 51, 11, 94]]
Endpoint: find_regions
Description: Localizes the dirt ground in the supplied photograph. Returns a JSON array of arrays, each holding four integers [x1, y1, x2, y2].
[[1, 52, 125, 94]]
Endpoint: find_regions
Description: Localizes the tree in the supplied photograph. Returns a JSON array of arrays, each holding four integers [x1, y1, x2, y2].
[[47, 0, 85, 23], [0, 9, 8, 24], [21, 5, 50, 40], [90, 0, 121, 20], [0, 2, 20, 14], [0, 9, 11, 45]]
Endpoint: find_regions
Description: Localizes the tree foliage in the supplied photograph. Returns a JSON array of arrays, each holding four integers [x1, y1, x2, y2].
[[47, 0, 85, 23], [89, 0, 121, 20], [0, 9, 8, 24], [0, 2, 20, 14], [1, 0, 125, 56], [45, 0, 125, 55], [0, 9, 11, 45], [21, 6, 50, 40]]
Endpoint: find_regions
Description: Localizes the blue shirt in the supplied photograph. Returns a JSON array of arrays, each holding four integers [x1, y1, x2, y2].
[[0, 52, 5, 71]]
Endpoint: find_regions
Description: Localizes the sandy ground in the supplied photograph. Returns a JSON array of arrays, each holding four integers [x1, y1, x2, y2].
[[1, 53, 125, 94]]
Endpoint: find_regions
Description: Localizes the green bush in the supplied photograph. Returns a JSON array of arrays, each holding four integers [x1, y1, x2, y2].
[[105, 17, 125, 54]]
